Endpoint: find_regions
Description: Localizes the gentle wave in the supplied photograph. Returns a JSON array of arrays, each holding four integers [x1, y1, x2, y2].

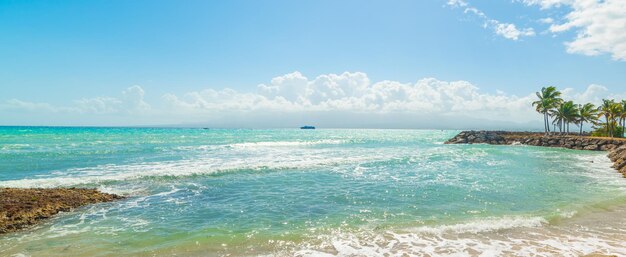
[[0, 153, 383, 190], [571, 154, 626, 188], [294, 214, 626, 257], [171, 140, 348, 152], [407, 216, 547, 235], [228, 140, 347, 148]]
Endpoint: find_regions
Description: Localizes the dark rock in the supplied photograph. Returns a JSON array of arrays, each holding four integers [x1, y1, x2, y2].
[[584, 145, 598, 150], [445, 131, 626, 178], [0, 188, 123, 234]]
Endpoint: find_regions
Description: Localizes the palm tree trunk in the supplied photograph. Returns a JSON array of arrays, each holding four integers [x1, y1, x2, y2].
[[621, 118, 625, 138], [611, 118, 614, 138], [543, 112, 548, 135], [619, 118, 626, 137], [580, 121, 584, 135], [607, 117, 612, 138], [546, 113, 550, 134], [547, 113, 552, 135]]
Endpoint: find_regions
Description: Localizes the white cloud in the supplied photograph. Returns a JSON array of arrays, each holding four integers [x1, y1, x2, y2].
[[451, 0, 626, 60], [494, 23, 536, 40], [164, 72, 537, 123], [448, 1, 536, 41], [539, 17, 554, 24], [521, 0, 572, 9], [562, 84, 626, 105], [73, 85, 151, 114], [2, 72, 624, 128], [74, 97, 122, 114], [524, 0, 626, 61], [122, 85, 151, 113], [447, 0, 469, 8], [2, 99, 64, 112], [2, 86, 151, 115]]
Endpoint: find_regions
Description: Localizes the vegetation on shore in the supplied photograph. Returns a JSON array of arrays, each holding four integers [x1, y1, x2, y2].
[[532, 86, 626, 138]]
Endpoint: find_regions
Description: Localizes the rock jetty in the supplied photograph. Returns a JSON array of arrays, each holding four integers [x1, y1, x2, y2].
[[0, 188, 123, 234], [445, 131, 626, 176]]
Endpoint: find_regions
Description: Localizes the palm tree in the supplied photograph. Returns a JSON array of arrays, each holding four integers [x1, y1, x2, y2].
[[616, 100, 626, 138], [577, 103, 597, 135], [532, 86, 562, 135], [550, 101, 577, 134], [621, 100, 626, 137], [612, 102, 624, 138], [550, 104, 564, 134], [611, 102, 622, 137], [598, 99, 617, 137], [567, 102, 579, 134], [551, 101, 577, 134]]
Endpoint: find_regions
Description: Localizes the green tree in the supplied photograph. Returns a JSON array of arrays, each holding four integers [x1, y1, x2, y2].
[[610, 102, 622, 138], [619, 100, 626, 137], [598, 99, 617, 138], [550, 103, 564, 134], [577, 103, 598, 135], [532, 86, 562, 135], [550, 101, 577, 134]]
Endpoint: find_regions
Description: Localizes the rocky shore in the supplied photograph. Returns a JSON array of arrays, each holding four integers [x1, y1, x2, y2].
[[445, 131, 626, 177], [0, 188, 123, 234]]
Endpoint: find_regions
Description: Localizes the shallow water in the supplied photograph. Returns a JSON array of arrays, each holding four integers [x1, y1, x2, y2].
[[1, 127, 625, 256]]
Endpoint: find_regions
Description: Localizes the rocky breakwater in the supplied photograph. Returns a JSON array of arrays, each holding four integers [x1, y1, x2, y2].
[[445, 131, 626, 177], [0, 188, 123, 234]]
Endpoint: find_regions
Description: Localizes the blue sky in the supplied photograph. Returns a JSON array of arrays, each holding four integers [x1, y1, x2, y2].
[[1, 0, 625, 128]]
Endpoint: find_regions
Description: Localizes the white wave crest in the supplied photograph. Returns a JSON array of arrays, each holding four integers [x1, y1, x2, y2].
[[408, 216, 547, 234], [0, 151, 381, 189], [294, 215, 626, 257], [227, 140, 346, 148]]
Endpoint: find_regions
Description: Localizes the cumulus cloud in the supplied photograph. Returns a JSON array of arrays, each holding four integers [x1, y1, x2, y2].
[[2, 72, 624, 128], [122, 85, 151, 113], [523, 0, 626, 61], [160, 72, 626, 128], [2, 85, 151, 115], [562, 84, 626, 105], [164, 72, 537, 123], [73, 85, 151, 114], [494, 23, 536, 40], [74, 97, 123, 114], [448, 1, 536, 40], [2, 99, 65, 112]]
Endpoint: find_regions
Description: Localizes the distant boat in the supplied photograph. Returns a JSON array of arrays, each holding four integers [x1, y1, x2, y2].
[[300, 126, 315, 129]]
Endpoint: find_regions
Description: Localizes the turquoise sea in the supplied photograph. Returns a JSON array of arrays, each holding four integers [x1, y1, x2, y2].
[[1, 127, 626, 256]]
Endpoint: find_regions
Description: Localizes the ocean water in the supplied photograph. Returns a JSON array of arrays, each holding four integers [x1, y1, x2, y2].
[[1, 127, 626, 256]]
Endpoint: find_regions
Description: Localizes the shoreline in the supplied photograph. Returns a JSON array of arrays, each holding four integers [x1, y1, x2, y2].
[[445, 131, 626, 177], [0, 188, 123, 234]]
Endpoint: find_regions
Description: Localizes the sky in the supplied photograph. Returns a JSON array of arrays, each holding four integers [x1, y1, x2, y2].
[[1, 0, 625, 129]]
